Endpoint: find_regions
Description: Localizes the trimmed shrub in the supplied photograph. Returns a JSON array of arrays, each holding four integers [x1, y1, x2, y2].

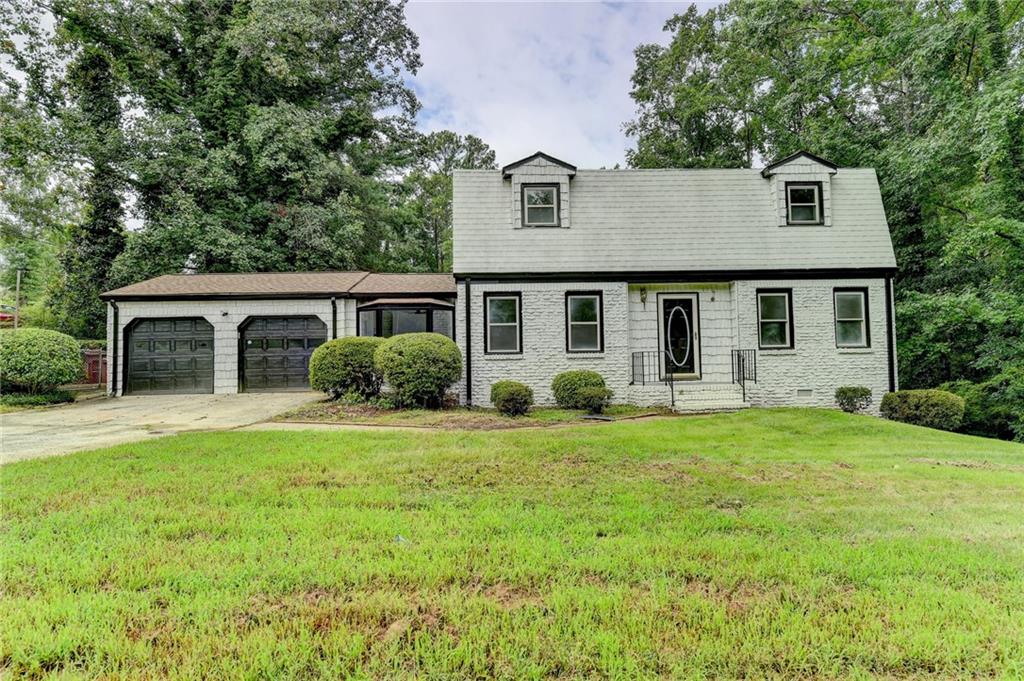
[[835, 386, 872, 413], [374, 333, 462, 408], [0, 389, 75, 408], [490, 380, 534, 416], [577, 386, 613, 415], [0, 328, 83, 393], [551, 370, 606, 409], [943, 369, 1024, 442], [309, 337, 384, 398], [880, 389, 965, 431]]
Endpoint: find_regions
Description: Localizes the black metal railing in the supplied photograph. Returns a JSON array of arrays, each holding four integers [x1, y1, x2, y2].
[[731, 349, 757, 401], [631, 350, 674, 407]]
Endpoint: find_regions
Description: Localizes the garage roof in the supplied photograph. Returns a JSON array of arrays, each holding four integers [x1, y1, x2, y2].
[[101, 271, 456, 300], [349, 273, 456, 296]]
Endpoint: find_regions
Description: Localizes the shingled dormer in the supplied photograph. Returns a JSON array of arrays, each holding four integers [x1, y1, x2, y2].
[[501, 151, 576, 229], [761, 151, 838, 228]]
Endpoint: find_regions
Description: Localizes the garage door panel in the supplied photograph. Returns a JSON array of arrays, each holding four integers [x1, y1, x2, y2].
[[241, 316, 326, 392], [126, 317, 214, 395]]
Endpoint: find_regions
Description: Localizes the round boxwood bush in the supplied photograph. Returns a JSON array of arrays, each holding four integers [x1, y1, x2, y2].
[[0, 328, 83, 393], [551, 370, 606, 409], [577, 386, 613, 415], [835, 386, 872, 413], [373, 332, 462, 408], [309, 337, 384, 399], [880, 389, 965, 431], [490, 380, 534, 416]]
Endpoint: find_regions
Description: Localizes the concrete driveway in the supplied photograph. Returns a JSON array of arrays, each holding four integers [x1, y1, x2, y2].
[[1, 392, 319, 464]]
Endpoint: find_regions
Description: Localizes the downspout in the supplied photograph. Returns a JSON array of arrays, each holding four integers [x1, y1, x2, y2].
[[330, 297, 338, 339], [109, 301, 119, 397], [464, 277, 472, 406], [884, 276, 896, 393]]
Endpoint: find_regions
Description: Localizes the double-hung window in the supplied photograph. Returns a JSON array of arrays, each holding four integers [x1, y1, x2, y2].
[[786, 182, 822, 224], [522, 185, 559, 226], [485, 293, 521, 353], [566, 292, 603, 352], [834, 288, 869, 348], [757, 289, 793, 349]]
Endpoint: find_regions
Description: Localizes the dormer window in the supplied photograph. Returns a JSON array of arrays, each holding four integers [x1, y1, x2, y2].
[[786, 182, 823, 225], [522, 184, 559, 226]]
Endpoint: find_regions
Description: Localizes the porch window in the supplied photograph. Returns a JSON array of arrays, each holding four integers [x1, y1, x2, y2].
[[786, 182, 822, 224], [834, 288, 869, 347], [566, 292, 602, 352], [485, 293, 521, 353], [757, 289, 793, 349], [522, 185, 559, 226], [357, 300, 454, 339]]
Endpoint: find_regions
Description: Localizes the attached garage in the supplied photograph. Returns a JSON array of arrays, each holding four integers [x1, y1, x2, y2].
[[103, 271, 456, 396], [125, 318, 214, 394], [240, 316, 327, 392]]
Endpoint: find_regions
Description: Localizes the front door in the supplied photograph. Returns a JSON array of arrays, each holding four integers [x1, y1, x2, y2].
[[660, 294, 700, 379]]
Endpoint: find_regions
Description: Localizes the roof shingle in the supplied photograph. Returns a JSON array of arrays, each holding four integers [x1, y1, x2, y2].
[[101, 271, 455, 299], [349, 273, 456, 295]]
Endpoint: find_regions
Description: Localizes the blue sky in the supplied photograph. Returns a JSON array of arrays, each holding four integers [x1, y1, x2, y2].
[[404, 1, 711, 168]]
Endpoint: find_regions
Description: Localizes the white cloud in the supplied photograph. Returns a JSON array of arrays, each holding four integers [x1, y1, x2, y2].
[[405, 1, 709, 168]]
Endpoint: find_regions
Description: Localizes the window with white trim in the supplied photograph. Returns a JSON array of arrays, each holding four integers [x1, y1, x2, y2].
[[566, 293, 602, 352], [834, 289, 869, 347], [786, 183, 822, 224], [522, 185, 559, 226], [757, 290, 793, 348], [485, 294, 521, 353]]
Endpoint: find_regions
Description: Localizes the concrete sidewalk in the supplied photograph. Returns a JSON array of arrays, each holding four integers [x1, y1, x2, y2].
[[1, 392, 319, 464]]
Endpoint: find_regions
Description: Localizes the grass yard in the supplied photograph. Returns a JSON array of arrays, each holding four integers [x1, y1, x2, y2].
[[2, 409, 1023, 678], [276, 400, 666, 429]]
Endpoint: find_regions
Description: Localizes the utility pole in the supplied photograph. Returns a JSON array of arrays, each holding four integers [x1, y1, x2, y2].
[[14, 268, 22, 329]]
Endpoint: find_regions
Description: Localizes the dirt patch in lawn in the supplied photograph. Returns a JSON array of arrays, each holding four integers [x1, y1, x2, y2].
[[275, 400, 670, 430], [910, 457, 1024, 472]]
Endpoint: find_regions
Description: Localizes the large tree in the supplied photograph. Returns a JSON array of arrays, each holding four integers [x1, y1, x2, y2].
[[0, 0, 82, 327], [47, 46, 125, 338], [395, 131, 496, 272], [46, 0, 424, 285], [626, 0, 1024, 439]]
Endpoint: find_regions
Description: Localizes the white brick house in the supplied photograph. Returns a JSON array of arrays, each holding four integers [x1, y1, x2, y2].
[[102, 150, 897, 413], [454, 151, 898, 412]]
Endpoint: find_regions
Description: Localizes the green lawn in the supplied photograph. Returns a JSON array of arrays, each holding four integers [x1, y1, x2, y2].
[[2, 409, 1023, 679]]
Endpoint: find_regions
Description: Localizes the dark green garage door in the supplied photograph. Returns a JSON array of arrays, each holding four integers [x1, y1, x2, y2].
[[241, 316, 327, 392], [126, 318, 214, 394]]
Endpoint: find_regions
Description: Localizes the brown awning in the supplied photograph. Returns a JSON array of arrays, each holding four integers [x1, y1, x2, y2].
[[357, 297, 454, 309]]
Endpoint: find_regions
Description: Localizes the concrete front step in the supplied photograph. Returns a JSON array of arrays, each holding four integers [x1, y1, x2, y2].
[[672, 402, 749, 414], [672, 382, 749, 413]]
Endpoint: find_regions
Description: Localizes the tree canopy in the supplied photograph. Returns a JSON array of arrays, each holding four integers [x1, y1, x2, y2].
[[626, 0, 1024, 439], [1, 0, 495, 336]]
